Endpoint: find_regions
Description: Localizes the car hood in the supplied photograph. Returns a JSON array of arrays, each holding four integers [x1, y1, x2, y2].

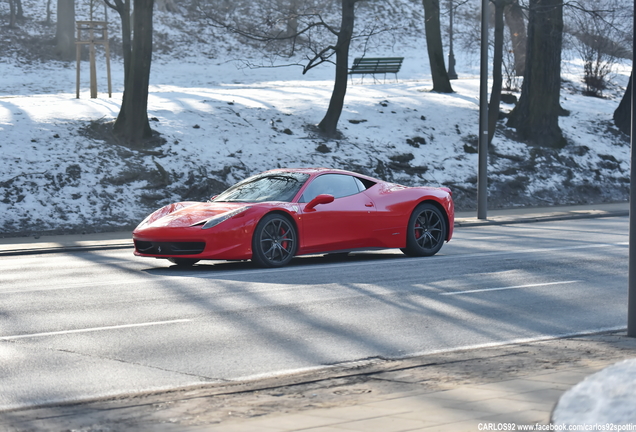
[[143, 202, 249, 229]]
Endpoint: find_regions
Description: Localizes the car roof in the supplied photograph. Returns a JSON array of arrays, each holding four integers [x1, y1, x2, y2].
[[265, 167, 380, 182]]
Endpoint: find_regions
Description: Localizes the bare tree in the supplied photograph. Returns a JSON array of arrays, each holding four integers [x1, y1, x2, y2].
[[488, 0, 526, 143], [502, 30, 522, 90], [316, 0, 359, 136], [8, 0, 18, 28], [504, 0, 526, 76], [7, 0, 24, 27], [614, 73, 631, 135], [567, 0, 627, 97], [507, 0, 566, 148], [103, 0, 132, 76], [200, 0, 331, 57], [285, 0, 300, 37], [104, 0, 156, 147], [46, 0, 53, 25], [422, 0, 453, 93], [487, 0, 508, 144], [55, 0, 75, 60], [201, 0, 384, 138]]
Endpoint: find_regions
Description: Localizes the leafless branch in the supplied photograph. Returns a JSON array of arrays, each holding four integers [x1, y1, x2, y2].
[[200, 7, 335, 43], [199, 1, 393, 75]]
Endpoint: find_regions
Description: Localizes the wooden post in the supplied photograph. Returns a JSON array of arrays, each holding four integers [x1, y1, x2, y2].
[[75, 21, 112, 99], [104, 26, 112, 98], [89, 24, 97, 98], [76, 23, 81, 98]]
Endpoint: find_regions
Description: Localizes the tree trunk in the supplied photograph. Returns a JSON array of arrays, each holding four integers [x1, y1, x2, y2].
[[55, 0, 75, 61], [488, 0, 505, 144], [286, 3, 298, 37], [46, 0, 53, 25], [285, 0, 299, 56], [422, 0, 453, 93], [317, 0, 356, 137], [504, 0, 526, 76], [507, 0, 565, 148], [9, 0, 17, 28], [105, 0, 132, 82], [113, 0, 154, 146], [117, 1, 133, 85], [614, 73, 632, 136]]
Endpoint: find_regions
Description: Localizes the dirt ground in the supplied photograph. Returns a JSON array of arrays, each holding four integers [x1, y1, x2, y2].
[[1, 331, 636, 432]]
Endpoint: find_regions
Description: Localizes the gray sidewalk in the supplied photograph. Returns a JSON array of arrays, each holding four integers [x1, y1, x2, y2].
[[184, 363, 612, 432], [4, 331, 635, 431], [169, 331, 636, 432]]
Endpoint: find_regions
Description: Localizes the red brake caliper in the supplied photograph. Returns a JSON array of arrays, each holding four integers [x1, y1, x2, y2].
[[280, 227, 288, 249]]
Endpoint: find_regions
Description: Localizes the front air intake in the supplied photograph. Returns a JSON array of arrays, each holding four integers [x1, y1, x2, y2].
[[134, 241, 205, 255]]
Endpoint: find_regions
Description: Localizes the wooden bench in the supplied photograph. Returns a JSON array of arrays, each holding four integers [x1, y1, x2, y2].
[[349, 57, 404, 83]]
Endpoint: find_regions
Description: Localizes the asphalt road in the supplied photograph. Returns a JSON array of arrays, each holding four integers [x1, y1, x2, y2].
[[0, 216, 628, 411]]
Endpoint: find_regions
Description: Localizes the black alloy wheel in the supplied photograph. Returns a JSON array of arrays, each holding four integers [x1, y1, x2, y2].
[[401, 203, 446, 257], [252, 214, 297, 268]]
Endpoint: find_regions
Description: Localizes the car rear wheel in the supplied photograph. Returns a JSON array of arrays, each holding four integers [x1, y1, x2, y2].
[[401, 203, 446, 257], [252, 214, 297, 268], [168, 258, 200, 267]]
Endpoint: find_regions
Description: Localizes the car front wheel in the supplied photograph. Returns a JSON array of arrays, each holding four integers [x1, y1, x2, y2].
[[401, 203, 446, 257], [252, 214, 297, 268]]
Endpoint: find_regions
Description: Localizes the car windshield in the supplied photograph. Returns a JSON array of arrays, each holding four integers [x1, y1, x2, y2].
[[212, 172, 310, 203]]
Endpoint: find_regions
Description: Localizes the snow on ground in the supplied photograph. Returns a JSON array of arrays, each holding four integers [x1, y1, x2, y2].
[[0, 1, 631, 235]]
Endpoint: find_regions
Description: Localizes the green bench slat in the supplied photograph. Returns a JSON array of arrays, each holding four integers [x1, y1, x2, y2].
[[349, 57, 404, 77]]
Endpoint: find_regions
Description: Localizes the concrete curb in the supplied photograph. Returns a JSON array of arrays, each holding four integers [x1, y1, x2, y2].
[[454, 209, 629, 227], [0, 234, 134, 257], [0, 242, 133, 257]]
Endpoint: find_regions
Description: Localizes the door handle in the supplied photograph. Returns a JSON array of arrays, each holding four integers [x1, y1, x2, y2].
[[365, 202, 374, 207]]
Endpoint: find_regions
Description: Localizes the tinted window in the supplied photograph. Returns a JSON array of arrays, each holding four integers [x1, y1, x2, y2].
[[300, 174, 362, 202], [213, 172, 310, 203], [356, 177, 376, 190], [353, 177, 366, 192]]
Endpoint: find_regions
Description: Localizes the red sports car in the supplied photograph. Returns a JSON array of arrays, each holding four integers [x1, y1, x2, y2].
[[132, 168, 454, 267]]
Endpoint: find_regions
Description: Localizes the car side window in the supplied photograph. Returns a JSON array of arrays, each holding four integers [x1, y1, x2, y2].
[[353, 177, 366, 192], [300, 174, 362, 202]]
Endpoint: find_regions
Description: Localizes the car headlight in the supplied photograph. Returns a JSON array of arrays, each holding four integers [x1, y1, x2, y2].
[[201, 207, 251, 230]]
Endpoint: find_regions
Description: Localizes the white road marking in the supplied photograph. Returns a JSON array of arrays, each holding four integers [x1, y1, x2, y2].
[[440, 280, 580, 296], [0, 319, 192, 341]]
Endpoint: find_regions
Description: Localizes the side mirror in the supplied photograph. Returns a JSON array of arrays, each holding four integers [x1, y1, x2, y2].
[[305, 194, 335, 211]]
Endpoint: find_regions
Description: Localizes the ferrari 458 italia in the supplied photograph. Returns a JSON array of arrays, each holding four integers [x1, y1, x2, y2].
[[133, 168, 454, 267]]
